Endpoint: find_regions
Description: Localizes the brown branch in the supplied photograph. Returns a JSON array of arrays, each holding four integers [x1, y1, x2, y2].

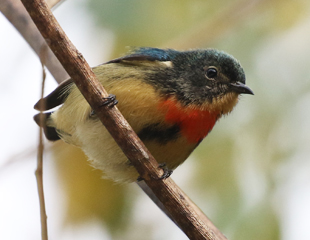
[[20, 0, 227, 239], [0, 0, 68, 83]]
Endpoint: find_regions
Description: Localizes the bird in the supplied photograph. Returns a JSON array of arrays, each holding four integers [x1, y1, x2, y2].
[[34, 47, 253, 183]]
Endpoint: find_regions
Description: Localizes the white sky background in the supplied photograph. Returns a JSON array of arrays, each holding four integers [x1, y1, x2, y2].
[[1, 1, 310, 240]]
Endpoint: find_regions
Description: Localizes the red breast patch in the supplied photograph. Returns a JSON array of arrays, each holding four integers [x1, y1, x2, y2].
[[159, 99, 220, 143]]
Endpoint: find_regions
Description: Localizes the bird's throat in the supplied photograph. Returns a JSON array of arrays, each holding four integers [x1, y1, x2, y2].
[[159, 99, 220, 143]]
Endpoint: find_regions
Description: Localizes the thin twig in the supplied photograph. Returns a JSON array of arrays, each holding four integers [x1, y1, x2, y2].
[[35, 48, 49, 240], [20, 0, 227, 238]]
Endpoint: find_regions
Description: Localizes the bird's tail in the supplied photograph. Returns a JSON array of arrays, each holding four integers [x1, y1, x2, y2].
[[34, 112, 60, 141]]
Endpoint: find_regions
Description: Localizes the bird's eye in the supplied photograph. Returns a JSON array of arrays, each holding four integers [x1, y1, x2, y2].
[[206, 67, 218, 79]]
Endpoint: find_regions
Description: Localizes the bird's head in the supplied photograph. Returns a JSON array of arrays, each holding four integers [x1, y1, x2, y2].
[[166, 49, 253, 105]]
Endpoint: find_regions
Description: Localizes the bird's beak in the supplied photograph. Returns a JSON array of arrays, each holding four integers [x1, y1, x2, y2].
[[230, 82, 254, 95]]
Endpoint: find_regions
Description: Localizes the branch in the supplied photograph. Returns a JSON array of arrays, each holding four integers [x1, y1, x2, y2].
[[35, 53, 48, 240], [20, 0, 227, 239]]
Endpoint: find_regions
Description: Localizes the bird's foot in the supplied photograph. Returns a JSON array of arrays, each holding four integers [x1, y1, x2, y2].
[[101, 94, 118, 107], [136, 163, 173, 182], [158, 163, 173, 180], [89, 94, 118, 117]]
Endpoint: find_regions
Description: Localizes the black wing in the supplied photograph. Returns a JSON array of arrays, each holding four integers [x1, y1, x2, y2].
[[34, 79, 74, 111]]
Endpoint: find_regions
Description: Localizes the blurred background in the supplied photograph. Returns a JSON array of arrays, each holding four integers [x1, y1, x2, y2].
[[1, 0, 310, 239]]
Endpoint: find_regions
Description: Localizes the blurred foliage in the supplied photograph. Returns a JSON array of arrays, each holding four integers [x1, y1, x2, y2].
[[232, 201, 280, 240], [84, 0, 308, 55], [85, 0, 216, 54], [50, 0, 310, 239], [52, 142, 131, 234]]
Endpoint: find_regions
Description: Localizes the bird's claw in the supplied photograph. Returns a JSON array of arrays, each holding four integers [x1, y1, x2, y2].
[[135, 163, 173, 182], [158, 162, 173, 180], [101, 94, 118, 107], [89, 94, 118, 117]]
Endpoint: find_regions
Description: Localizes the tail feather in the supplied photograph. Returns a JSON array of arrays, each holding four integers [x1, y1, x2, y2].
[[34, 112, 60, 141], [34, 79, 74, 111]]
